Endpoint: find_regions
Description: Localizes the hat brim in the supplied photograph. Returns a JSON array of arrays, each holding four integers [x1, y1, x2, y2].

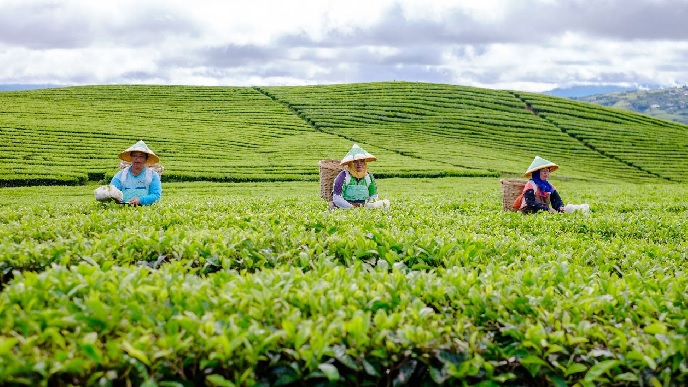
[[523, 163, 558, 178], [119, 150, 160, 166], [340, 155, 377, 166]]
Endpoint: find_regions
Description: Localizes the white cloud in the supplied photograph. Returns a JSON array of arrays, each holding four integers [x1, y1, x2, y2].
[[0, 0, 686, 91]]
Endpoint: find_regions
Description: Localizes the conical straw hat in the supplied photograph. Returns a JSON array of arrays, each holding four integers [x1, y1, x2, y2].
[[118, 140, 160, 166], [340, 144, 377, 166], [523, 156, 558, 177]]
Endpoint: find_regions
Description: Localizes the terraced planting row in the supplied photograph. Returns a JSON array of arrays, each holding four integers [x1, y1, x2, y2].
[[0, 85, 467, 186], [518, 92, 688, 181], [261, 83, 666, 182], [0, 178, 686, 385], [3, 82, 687, 186]]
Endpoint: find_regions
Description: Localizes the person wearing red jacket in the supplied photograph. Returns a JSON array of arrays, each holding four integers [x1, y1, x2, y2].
[[517, 156, 565, 214]]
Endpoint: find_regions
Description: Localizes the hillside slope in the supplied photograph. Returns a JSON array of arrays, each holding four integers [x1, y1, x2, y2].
[[1, 82, 686, 186], [574, 86, 688, 125]]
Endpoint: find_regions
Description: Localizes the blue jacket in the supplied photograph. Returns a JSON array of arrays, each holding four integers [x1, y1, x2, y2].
[[110, 166, 162, 205]]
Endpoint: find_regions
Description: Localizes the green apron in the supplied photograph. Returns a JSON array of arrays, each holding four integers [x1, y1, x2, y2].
[[342, 180, 370, 201]]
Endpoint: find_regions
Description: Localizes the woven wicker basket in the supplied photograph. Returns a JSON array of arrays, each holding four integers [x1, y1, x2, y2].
[[500, 178, 527, 212], [119, 161, 164, 177], [319, 159, 344, 202]]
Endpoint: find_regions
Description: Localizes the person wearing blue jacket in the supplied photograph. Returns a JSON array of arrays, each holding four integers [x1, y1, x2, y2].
[[110, 140, 162, 206]]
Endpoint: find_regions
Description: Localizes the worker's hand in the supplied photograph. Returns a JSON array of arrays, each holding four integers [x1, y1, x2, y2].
[[548, 207, 558, 214], [127, 197, 141, 206]]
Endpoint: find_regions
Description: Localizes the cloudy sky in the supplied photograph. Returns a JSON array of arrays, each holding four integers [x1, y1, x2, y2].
[[1, 0, 686, 92]]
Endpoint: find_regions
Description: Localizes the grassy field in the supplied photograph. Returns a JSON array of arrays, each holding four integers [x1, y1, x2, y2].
[[0, 83, 687, 385]]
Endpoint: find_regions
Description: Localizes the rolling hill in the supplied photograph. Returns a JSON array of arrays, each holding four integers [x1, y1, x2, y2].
[[574, 86, 688, 125], [1, 82, 687, 187]]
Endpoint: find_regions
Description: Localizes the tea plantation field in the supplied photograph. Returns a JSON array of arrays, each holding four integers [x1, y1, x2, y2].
[[0, 83, 687, 385], [0, 178, 686, 386]]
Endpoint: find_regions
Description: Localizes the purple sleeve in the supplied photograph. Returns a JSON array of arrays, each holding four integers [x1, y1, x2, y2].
[[332, 170, 353, 209], [333, 170, 346, 196]]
